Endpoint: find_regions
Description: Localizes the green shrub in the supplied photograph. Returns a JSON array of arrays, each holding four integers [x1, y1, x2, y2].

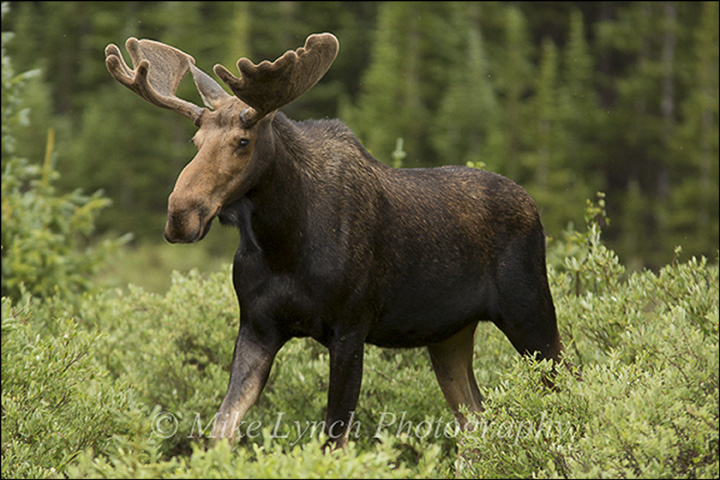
[[1, 151, 128, 301], [3, 251, 717, 478], [66, 431, 441, 479], [75, 268, 238, 457], [1, 5, 129, 303], [2, 187, 717, 478], [458, 224, 719, 478], [0, 297, 148, 479]]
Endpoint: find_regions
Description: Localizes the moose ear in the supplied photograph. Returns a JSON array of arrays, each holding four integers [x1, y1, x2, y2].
[[189, 63, 232, 110]]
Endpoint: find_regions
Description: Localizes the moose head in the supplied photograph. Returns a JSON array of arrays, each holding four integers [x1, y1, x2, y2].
[[105, 34, 338, 244]]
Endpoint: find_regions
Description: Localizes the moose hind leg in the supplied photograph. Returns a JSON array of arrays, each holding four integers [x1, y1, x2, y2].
[[427, 322, 483, 429], [492, 256, 573, 388], [493, 237, 566, 364], [493, 281, 565, 363]]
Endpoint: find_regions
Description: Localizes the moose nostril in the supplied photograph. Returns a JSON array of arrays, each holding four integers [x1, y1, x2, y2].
[[163, 230, 177, 244], [163, 216, 184, 244], [164, 218, 200, 244]]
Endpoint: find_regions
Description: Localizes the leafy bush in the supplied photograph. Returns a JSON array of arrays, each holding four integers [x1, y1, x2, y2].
[[2, 268, 449, 478], [65, 431, 441, 479], [76, 269, 238, 457], [457, 205, 719, 478], [0, 297, 149, 479], [2, 251, 717, 478], [1, 151, 128, 301], [1, 4, 129, 303]]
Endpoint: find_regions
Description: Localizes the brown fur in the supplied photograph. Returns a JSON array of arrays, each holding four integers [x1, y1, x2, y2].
[[105, 33, 570, 449]]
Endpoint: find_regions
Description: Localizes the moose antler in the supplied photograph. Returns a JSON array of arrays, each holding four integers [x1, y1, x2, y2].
[[105, 37, 205, 121], [213, 33, 339, 127]]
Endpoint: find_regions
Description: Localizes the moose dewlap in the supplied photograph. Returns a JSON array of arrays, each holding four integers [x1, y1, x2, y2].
[[105, 32, 569, 448]]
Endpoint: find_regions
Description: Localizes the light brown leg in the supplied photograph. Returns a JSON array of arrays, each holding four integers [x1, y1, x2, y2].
[[427, 322, 483, 429], [211, 326, 279, 444]]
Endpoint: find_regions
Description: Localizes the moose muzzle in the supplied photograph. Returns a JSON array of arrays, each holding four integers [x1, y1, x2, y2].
[[164, 193, 220, 243]]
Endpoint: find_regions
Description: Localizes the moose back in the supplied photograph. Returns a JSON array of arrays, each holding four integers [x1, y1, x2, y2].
[[105, 33, 569, 448]]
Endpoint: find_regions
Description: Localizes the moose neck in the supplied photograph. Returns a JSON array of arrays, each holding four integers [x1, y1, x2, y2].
[[221, 112, 388, 270], [227, 112, 313, 264]]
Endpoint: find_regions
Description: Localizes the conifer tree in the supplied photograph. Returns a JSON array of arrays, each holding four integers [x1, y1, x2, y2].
[[525, 38, 586, 232], [595, 2, 683, 266], [491, 6, 533, 181], [668, 0, 719, 258], [350, 2, 431, 165], [561, 9, 602, 179], [432, 7, 498, 169]]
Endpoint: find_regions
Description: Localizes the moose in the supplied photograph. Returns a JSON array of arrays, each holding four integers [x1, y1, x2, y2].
[[105, 33, 570, 448]]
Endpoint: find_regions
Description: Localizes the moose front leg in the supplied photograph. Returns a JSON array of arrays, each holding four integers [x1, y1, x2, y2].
[[324, 333, 365, 449], [212, 324, 283, 443]]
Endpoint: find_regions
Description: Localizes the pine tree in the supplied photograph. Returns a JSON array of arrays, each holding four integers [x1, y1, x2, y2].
[[349, 2, 424, 165], [668, 1, 719, 258], [524, 38, 586, 233], [491, 6, 533, 181], [595, 2, 685, 267], [432, 5, 498, 168], [561, 9, 602, 179], [349, 2, 462, 167], [529, 39, 562, 192]]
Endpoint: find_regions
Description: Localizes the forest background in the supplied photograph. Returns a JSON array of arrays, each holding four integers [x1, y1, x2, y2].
[[2, 1, 719, 292]]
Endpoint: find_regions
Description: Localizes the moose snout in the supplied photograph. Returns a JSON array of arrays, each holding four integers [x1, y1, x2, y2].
[[164, 194, 219, 243], [163, 218, 197, 244], [164, 212, 200, 243]]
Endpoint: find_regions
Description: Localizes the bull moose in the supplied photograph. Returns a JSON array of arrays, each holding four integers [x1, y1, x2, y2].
[[105, 32, 570, 448]]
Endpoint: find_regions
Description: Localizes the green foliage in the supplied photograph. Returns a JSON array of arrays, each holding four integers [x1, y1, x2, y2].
[[1, 5, 129, 302], [2, 266, 452, 478], [66, 432, 441, 479], [548, 192, 626, 298], [3, 192, 717, 478], [457, 259, 719, 478], [348, 2, 428, 164], [432, 6, 499, 170], [76, 268, 238, 457], [1, 297, 146, 479], [1, 148, 128, 300]]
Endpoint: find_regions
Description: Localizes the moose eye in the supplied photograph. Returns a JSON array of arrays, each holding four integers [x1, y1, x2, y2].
[[236, 138, 250, 151]]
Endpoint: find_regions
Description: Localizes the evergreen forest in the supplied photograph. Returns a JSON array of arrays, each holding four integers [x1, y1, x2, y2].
[[3, 1, 718, 278]]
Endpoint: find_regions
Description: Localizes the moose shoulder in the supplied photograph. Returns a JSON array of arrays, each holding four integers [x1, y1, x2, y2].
[[105, 33, 570, 449]]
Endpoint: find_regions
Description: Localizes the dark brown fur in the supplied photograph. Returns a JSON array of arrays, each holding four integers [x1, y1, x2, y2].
[[105, 34, 568, 449], [211, 112, 566, 445]]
